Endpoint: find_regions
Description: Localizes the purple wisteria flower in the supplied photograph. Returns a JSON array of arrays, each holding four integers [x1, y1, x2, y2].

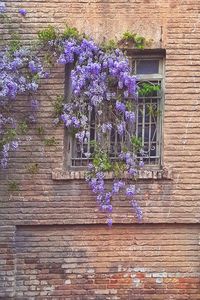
[[11, 141, 19, 150], [0, 38, 45, 169], [116, 101, 126, 113], [0, 2, 6, 13], [112, 180, 125, 194], [107, 218, 113, 227], [101, 122, 112, 133], [126, 185, 136, 197], [117, 122, 125, 135], [31, 99, 39, 111], [139, 160, 144, 168], [28, 61, 37, 73], [0, 29, 142, 222], [125, 111, 135, 122], [131, 200, 143, 223], [19, 8, 27, 16]]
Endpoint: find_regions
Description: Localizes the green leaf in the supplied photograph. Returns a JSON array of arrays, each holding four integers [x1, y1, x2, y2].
[[38, 25, 57, 43]]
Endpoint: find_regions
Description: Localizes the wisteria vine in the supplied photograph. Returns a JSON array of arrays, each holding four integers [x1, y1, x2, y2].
[[1, 3, 145, 225], [0, 4, 46, 168]]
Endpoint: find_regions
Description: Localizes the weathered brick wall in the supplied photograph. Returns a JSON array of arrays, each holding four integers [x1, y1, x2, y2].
[[15, 225, 199, 299], [0, 0, 200, 298]]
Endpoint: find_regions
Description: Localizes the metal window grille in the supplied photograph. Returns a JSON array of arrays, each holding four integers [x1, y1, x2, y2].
[[71, 109, 96, 167], [136, 80, 162, 165], [70, 56, 164, 168], [132, 57, 164, 166]]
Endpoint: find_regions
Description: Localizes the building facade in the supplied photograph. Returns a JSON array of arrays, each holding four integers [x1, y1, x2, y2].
[[0, 0, 200, 299]]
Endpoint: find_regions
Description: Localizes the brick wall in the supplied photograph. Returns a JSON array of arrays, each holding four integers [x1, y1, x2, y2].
[[0, 0, 200, 299], [15, 224, 199, 299]]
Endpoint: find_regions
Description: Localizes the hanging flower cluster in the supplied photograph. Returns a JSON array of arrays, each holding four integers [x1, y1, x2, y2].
[[0, 4, 46, 168], [1, 4, 145, 225], [47, 35, 144, 225]]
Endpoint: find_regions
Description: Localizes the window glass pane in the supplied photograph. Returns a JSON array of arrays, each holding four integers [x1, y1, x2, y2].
[[136, 60, 159, 74]]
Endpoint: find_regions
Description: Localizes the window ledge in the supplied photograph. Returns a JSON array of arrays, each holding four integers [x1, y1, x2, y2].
[[52, 167, 172, 181]]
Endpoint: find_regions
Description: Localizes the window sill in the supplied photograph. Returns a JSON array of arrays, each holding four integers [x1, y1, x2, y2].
[[52, 167, 172, 181]]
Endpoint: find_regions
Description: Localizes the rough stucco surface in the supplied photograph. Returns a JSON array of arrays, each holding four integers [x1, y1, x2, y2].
[[0, 0, 200, 299]]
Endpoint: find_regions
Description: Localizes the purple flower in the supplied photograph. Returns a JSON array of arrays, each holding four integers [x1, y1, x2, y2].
[[119, 152, 125, 160], [124, 90, 129, 98], [19, 8, 27, 16], [96, 172, 105, 180], [107, 205, 113, 213], [105, 192, 112, 204], [107, 218, 113, 227], [88, 163, 94, 171], [0, 2, 6, 13], [97, 194, 103, 203], [117, 122, 125, 135], [139, 160, 144, 168], [71, 116, 80, 128], [75, 131, 85, 142], [131, 200, 143, 223], [125, 153, 135, 166], [128, 168, 137, 176], [1, 158, 7, 168], [31, 99, 39, 111], [61, 114, 72, 126], [126, 185, 136, 197], [28, 61, 37, 73], [116, 101, 126, 113], [57, 54, 66, 64], [11, 141, 19, 150], [101, 122, 112, 133], [112, 180, 125, 194], [125, 111, 135, 123], [118, 80, 123, 89]]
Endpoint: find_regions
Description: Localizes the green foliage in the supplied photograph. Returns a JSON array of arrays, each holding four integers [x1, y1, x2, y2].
[[146, 103, 161, 117], [122, 31, 136, 42], [0, 120, 29, 150], [18, 121, 29, 135], [44, 137, 57, 146], [38, 25, 57, 43], [113, 161, 126, 177], [38, 25, 81, 44], [36, 126, 45, 136], [8, 181, 20, 192], [130, 135, 142, 152], [62, 25, 80, 40], [134, 34, 146, 49], [44, 53, 54, 67], [93, 151, 112, 172], [138, 82, 161, 96], [101, 39, 117, 52], [8, 33, 21, 54], [120, 31, 152, 49], [0, 129, 17, 150], [126, 100, 135, 111], [53, 95, 64, 118], [26, 163, 39, 174]]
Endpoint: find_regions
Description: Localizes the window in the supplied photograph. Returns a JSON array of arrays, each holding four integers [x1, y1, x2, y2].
[[68, 52, 164, 169], [132, 54, 164, 165]]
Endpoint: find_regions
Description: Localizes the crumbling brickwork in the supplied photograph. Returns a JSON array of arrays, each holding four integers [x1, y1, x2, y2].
[[0, 0, 200, 299]]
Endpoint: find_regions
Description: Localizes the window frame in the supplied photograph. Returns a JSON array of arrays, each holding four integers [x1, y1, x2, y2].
[[64, 50, 165, 171], [129, 52, 165, 169]]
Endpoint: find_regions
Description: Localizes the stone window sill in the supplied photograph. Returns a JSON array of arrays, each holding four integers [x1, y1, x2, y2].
[[52, 167, 172, 181]]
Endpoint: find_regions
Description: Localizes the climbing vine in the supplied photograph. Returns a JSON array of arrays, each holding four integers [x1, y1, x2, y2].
[[0, 3, 155, 225]]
